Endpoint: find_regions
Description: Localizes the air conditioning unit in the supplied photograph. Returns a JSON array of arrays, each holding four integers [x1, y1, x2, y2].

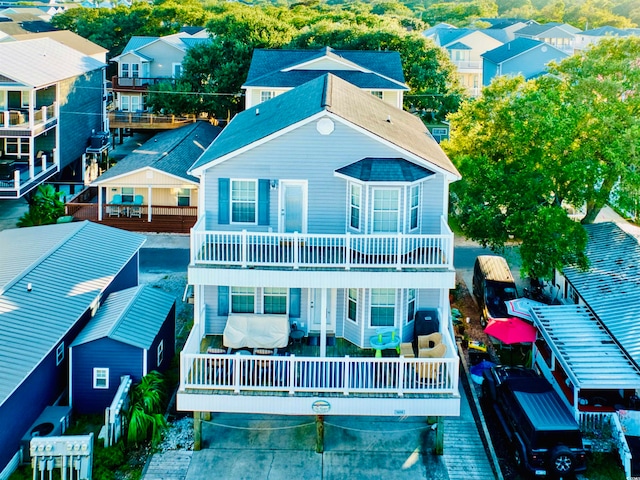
[[20, 406, 72, 464]]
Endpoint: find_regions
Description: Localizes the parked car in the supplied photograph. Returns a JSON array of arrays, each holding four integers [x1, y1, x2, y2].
[[482, 365, 587, 478], [472, 255, 518, 325]]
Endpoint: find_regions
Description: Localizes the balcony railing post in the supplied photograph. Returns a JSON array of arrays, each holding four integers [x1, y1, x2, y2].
[[288, 355, 296, 395], [233, 354, 241, 394], [345, 232, 350, 270], [397, 357, 405, 397], [343, 356, 350, 396], [293, 231, 299, 269], [396, 232, 403, 271], [241, 229, 248, 268]]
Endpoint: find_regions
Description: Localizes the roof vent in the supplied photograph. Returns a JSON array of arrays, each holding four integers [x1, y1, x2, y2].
[[27, 283, 32, 292], [255, 108, 259, 116], [386, 115, 392, 123]]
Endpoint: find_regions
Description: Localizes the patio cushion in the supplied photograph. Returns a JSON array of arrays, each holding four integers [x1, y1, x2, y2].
[[223, 313, 290, 349]]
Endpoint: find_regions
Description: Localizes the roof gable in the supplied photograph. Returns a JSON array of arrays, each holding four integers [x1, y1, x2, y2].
[[482, 37, 563, 64], [190, 74, 459, 178]]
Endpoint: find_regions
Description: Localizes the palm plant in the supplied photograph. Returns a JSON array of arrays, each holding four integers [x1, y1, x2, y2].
[[126, 371, 168, 447], [17, 184, 65, 227]]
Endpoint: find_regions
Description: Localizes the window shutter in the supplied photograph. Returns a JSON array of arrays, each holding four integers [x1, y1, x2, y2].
[[258, 179, 270, 225], [218, 286, 229, 316], [218, 178, 230, 224], [289, 288, 301, 318]]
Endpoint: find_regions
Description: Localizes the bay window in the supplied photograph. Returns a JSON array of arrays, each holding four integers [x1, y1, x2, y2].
[[349, 183, 361, 230], [347, 288, 358, 323]]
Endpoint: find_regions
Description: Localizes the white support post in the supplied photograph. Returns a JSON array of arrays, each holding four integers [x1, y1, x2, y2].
[[81, 154, 86, 183], [13, 169, 20, 189], [320, 288, 327, 358], [41, 154, 47, 171], [396, 232, 403, 271], [241, 230, 247, 268], [147, 185, 152, 222], [98, 187, 103, 221], [345, 232, 350, 270], [293, 231, 299, 269]]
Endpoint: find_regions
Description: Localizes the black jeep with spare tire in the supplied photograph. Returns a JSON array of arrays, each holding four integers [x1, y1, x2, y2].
[[482, 366, 587, 478]]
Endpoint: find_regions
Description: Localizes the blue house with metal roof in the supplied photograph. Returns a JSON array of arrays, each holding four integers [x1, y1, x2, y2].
[[242, 47, 409, 109], [70, 285, 176, 415], [0, 221, 145, 478], [482, 37, 568, 86]]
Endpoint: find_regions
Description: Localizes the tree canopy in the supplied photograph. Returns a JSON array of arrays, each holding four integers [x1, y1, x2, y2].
[[445, 37, 640, 279]]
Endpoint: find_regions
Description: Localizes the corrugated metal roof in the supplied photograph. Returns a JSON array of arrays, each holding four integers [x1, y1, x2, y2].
[[482, 37, 544, 63], [11, 30, 108, 56], [94, 121, 220, 183], [563, 222, 640, 366], [0, 37, 105, 87], [71, 285, 175, 350], [0, 221, 146, 407], [190, 74, 459, 178], [532, 304, 640, 389]]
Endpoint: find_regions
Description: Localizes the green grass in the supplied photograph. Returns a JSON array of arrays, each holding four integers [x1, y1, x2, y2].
[[585, 451, 626, 480]]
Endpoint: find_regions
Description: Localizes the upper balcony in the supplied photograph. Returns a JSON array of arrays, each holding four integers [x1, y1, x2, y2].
[[452, 60, 482, 73], [0, 105, 57, 135], [111, 75, 175, 92], [108, 111, 197, 130], [190, 216, 454, 272]]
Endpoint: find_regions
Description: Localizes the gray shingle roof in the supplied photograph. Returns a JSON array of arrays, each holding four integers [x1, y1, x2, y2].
[[243, 47, 407, 89], [0, 221, 146, 407], [71, 285, 175, 350], [94, 121, 220, 183], [514, 22, 580, 37], [336, 158, 434, 182], [482, 37, 544, 63], [563, 222, 640, 366], [0, 37, 105, 87], [189, 74, 459, 177]]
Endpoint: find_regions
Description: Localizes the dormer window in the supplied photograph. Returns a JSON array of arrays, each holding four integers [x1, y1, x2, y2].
[[260, 91, 275, 103], [371, 90, 383, 99]]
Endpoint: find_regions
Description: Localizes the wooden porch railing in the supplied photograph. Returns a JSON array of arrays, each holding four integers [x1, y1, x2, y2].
[[181, 352, 459, 396], [108, 111, 197, 129], [191, 228, 453, 269]]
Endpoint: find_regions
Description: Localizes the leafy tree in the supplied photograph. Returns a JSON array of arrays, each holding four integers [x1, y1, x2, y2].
[[445, 37, 640, 279], [17, 185, 65, 227], [126, 371, 168, 447], [420, 0, 498, 26]]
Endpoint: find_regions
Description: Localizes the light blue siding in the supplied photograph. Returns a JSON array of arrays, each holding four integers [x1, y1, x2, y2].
[[203, 120, 447, 234]]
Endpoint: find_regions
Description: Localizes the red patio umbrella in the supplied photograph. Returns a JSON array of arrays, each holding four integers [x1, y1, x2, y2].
[[484, 316, 537, 344]]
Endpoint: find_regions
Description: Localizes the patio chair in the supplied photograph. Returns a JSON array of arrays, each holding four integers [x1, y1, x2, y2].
[[417, 332, 442, 353], [107, 194, 122, 217], [400, 342, 415, 358], [418, 343, 447, 359], [129, 195, 143, 218]]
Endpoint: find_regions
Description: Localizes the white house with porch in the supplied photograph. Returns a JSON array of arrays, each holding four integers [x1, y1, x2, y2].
[[178, 73, 461, 434]]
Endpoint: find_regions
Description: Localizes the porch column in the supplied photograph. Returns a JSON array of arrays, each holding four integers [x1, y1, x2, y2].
[[28, 136, 34, 179], [320, 287, 327, 357], [98, 187, 103, 221], [29, 89, 35, 130], [147, 185, 152, 222], [81, 154, 87, 183]]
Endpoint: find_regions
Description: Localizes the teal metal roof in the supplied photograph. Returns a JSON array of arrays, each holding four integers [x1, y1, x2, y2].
[[0, 221, 146, 407], [71, 285, 175, 350]]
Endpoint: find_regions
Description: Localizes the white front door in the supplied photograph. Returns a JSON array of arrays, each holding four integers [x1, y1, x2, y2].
[[279, 180, 307, 233], [309, 288, 336, 332]]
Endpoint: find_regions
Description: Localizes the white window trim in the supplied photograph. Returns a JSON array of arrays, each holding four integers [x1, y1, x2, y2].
[[131, 63, 140, 78], [369, 288, 397, 328], [406, 289, 416, 325], [346, 288, 358, 324], [121, 63, 130, 77], [370, 90, 383, 99], [230, 179, 258, 225], [172, 62, 183, 78], [230, 287, 256, 314], [408, 184, 420, 231], [260, 90, 275, 103], [263, 287, 288, 315], [56, 342, 64, 366], [177, 188, 190, 207], [157, 340, 164, 366], [371, 187, 401, 233], [93, 368, 109, 389], [348, 182, 362, 231]]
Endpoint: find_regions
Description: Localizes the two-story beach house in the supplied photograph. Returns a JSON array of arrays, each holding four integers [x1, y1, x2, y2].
[[109, 30, 209, 134], [0, 38, 106, 199], [242, 47, 409, 109], [178, 73, 461, 437]]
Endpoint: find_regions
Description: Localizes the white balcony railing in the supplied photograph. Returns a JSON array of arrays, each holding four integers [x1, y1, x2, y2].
[[191, 218, 453, 270], [0, 103, 56, 129], [181, 352, 459, 396]]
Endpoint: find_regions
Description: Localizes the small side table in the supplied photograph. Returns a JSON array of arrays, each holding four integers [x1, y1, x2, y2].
[[290, 329, 305, 345]]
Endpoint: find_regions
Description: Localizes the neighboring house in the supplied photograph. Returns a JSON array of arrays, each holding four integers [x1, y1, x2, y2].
[[69, 284, 176, 415], [573, 26, 638, 51], [10, 30, 108, 62], [70, 120, 220, 233], [531, 223, 640, 414], [109, 30, 209, 132], [0, 221, 145, 480], [481, 37, 569, 86], [0, 38, 107, 199], [0, 10, 55, 36], [242, 47, 409, 109], [179, 73, 461, 440], [513, 21, 581, 54], [424, 26, 503, 97]]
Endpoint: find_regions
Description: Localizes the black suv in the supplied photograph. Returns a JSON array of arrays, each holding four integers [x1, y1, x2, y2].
[[482, 366, 586, 478]]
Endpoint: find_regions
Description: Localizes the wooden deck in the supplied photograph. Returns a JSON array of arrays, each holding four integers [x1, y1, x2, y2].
[[108, 111, 197, 130]]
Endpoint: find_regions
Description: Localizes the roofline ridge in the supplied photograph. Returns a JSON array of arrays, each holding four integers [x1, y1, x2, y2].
[[107, 284, 145, 338], [0, 221, 87, 296]]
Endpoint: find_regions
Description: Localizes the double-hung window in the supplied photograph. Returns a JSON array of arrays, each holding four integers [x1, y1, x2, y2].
[[371, 289, 395, 327], [177, 188, 190, 207], [372, 188, 400, 232], [406, 289, 416, 324], [349, 183, 361, 230], [131, 64, 140, 78], [231, 180, 257, 223], [409, 185, 420, 230], [347, 289, 358, 323], [371, 90, 383, 99], [121, 187, 134, 203], [121, 63, 130, 77], [231, 287, 255, 313], [93, 368, 109, 389], [260, 91, 275, 103], [264, 288, 287, 314]]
